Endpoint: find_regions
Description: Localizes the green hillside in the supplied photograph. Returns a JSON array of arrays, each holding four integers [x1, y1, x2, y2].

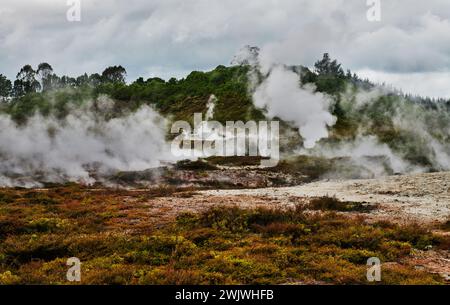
[[1, 54, 450, 171]]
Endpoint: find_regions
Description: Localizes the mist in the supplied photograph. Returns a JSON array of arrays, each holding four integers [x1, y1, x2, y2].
[[0, 97, 173, 187], [237, 45, 450, 177], [235, 46, 338, 150], [305, 84, 450, 177]]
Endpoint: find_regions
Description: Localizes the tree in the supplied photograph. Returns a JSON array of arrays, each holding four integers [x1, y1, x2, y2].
[[59, 75, 77, 88], [314, 53, 345, 77], [89, 73, 103, 86], [0, 74, 12, 101], [168, 77, 178, 85], [134, 77, 145, 85], [101, 66, 127, 83], [312, 53, 347, 95], [15, 65, 41, 96], [76, 73, 89, 87], [49, 74, 62, 90], [37, 63, 54, 92]]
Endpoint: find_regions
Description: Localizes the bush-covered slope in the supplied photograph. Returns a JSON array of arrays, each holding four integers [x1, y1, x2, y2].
[[1, 54, 450, 173]]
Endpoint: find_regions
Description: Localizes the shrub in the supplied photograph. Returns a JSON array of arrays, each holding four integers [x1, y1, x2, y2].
[[0, 192, 18, 204], [0, 271, 21, 285], [307, 197, 376, 213]]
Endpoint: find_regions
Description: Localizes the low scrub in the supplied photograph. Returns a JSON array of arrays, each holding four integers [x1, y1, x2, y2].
[[0, 186, 446, 285], [307, 197, 376, 213]]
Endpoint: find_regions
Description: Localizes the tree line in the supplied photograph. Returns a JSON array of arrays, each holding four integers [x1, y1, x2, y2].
[[1, 53, 448, 110], [0, 64, 127, 101]]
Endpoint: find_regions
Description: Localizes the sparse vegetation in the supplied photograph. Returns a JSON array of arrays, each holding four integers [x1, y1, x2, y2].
[[441, 218, 450, 231], [206, 156, 267, 167], [268, 155, 335, 180], [175, 160, 218, 171], [0, 186, 446, 285], [307, 197, 376, 213]]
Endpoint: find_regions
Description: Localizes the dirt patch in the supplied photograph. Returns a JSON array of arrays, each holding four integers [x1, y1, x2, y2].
[[202, 172, 450, 226]]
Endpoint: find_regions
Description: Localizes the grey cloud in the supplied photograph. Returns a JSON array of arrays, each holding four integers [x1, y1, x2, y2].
[[1, 0, 450, 97]]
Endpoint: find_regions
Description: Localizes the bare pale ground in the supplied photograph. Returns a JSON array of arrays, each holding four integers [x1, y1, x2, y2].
[[203, 171, 450, 225], [144, 171, 449, 280]]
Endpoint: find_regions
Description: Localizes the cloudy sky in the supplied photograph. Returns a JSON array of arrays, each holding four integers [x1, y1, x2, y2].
[[1, 0, 450, 98]]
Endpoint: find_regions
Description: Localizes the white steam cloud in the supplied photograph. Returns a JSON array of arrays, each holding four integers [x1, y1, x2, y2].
[[253, 66, 336, 149], [237, 46, 337, 149], [325, 84, 450, 175], [0, 97, 173, 187], [236, 45, 450, 177], [305, 135, 424, 177]]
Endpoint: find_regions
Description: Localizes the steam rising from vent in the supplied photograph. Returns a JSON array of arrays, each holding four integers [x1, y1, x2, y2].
[[205, 94, 217, 120], [235, 46, 337, 149], [0, 98, 173, 187], [304, 136, 424, 176], [253, 66, 336, 149], [338, 85, 450, 172], [234, 46, 450, 176]]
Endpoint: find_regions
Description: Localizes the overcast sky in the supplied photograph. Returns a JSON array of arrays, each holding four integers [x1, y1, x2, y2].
[[1, 0, 450, 98]]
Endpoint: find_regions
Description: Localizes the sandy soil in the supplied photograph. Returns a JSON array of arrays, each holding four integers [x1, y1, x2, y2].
[[202, 171, 450, 225]]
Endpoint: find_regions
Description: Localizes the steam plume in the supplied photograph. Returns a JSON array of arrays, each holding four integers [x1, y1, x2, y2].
[[0, 97, 172, 187]]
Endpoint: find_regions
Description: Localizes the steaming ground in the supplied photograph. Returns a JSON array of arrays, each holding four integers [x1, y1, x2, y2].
[[242, 46, 450, 174], [1, 51, 450, 186], [0, 97, 174, 187]]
